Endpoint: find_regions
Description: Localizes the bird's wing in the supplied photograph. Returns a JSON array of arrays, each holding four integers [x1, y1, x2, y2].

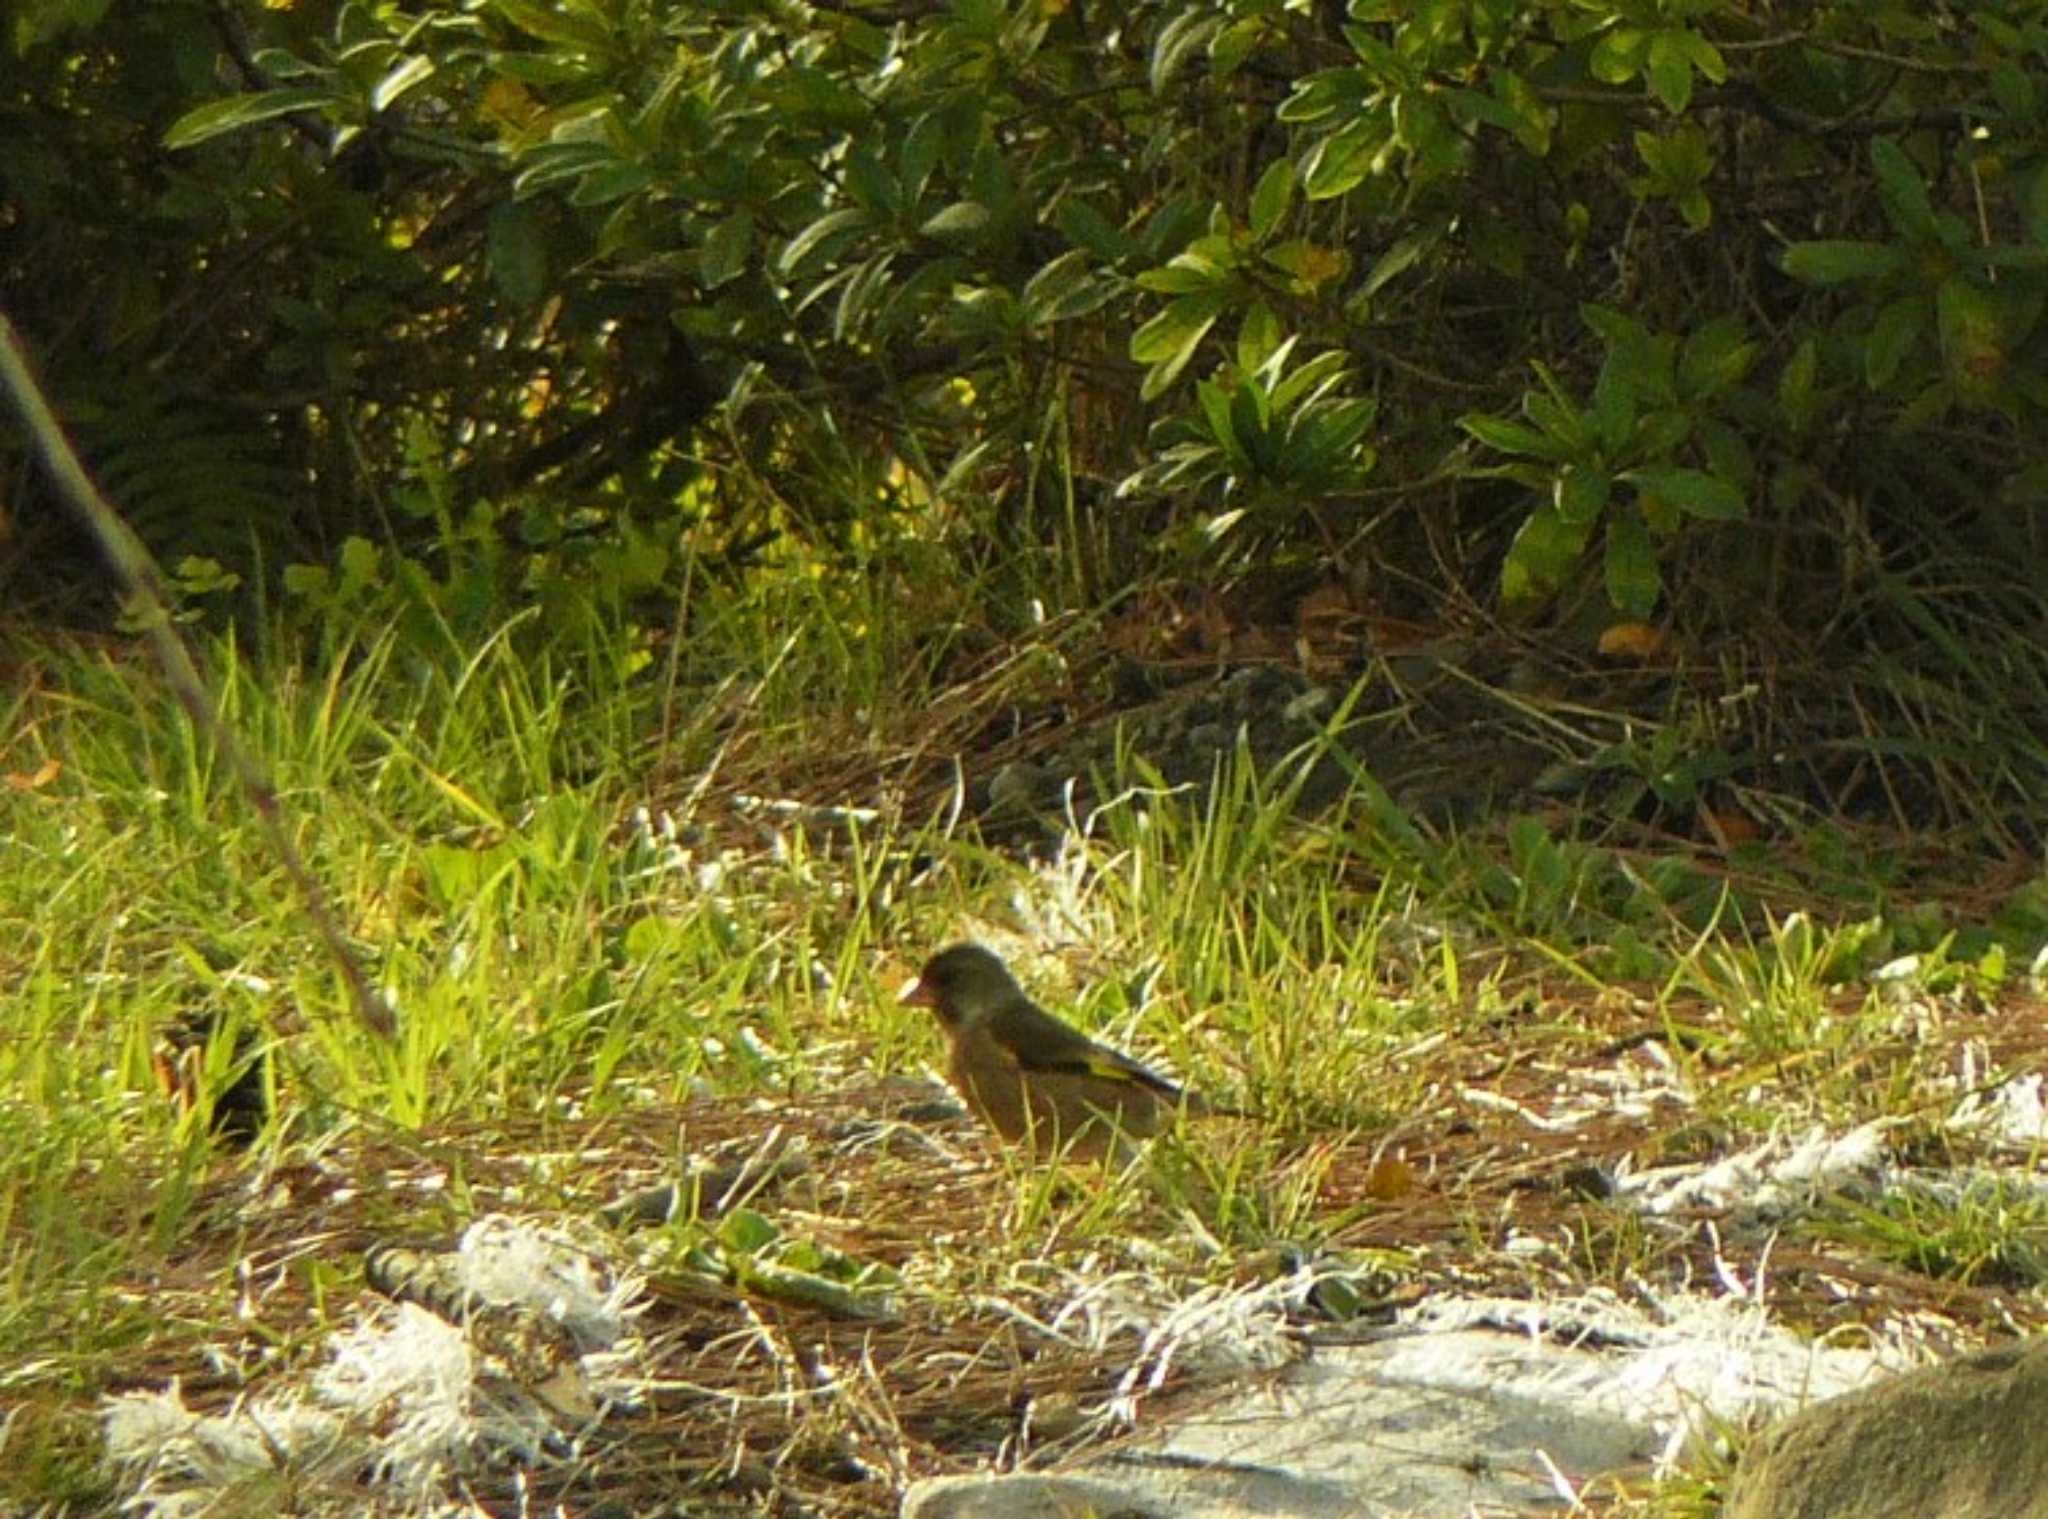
[[986, 998, 1186, 1100]]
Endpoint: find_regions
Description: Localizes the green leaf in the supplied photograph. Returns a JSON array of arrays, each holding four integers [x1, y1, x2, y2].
[[1459, 414, 1572, 461], [1992, 62, 2036, 121], [13, 0, 115, 47], [1209, 16, 1266, 76], [1677, 29, 1726, 84], [1578, 303, 1648, 352], [1937, 276, 2026, 403], [1230, 380, 1272, 468], [1360, 234, 1430, 300], [1266, 347, 1344, 410], [1490, 67, 1553, 156], [511, 141, 619, 199], [495, 0, 612, 47], [1131, 290, 1228, 398], [1501, 503, 1594, 605], [1556, 462, 1612, 525], [282, 563, 329, 599], [1582, 304, 1675, 403], [1590, 363, 1635, 453], [1263, 239, 1344, 289], [1288, 399, 1377, 477], [1278, 68, 1369, 125], [1778, 337, 1819, 432], [371, 55, 435, 113], [1197, 379, 1252, 470], [843, 148, 900, 216], [1237, 303, 1284, 373], [486, 201, 548, 307], [1872, 137, 1936, 240], [1678, 317, 1757, 400], [1508, 817, 1568, 901], [1645, 30, 1693, 113], [1342, 25, 1410, 82], [1151, 10, 1219, 92], [2027, 165, 2048, 245], [778, 207, 871, 275], [719, 1207, 780, 1256], [1057, 199, 1137, 263], [163, 88, 337, 149], [876, 256, 964, 334], [1250, 160, 1295, 242], [1604, 510, 1660, 617], [1627, 466, 1746, 521], [1975, 245, 2048, 271], [1633, 408, 1695, 459], [1302, 118, 1380, 200], [338, 536, 381, 592], [1136, 250, 1229, 295], [1865, 295, 1927, 389], [920, 201, 991, 239], [1439, 87, 1523, 135], [1896, 378, 1956, 431], [1696, 419, 1753, 490], [701, 210, 754, 289], [1779, 241, 1906, 285], [834, 253, 895, 340], [1588, 26, 1648, 86], [1523, 387, 1591, 454], [1634, 124, 1712, 193], [1023, 250, 1107, 324], [884, 405, 971, 481], [570, 161, 653, 207], [899, 113, 946, 205]]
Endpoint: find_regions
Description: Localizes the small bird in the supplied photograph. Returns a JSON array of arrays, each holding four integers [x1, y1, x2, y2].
[[901, 942, 1213, 1160]]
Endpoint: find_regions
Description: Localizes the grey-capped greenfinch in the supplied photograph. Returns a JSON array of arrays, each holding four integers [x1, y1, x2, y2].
[[901, 942, 1214, 1159]]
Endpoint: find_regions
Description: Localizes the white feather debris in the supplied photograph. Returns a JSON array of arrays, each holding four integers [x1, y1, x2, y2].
[[1618, 1122, 1894, 1219], [1949, 1072, 2048, 1149], [103, 1217, 648, 1516]]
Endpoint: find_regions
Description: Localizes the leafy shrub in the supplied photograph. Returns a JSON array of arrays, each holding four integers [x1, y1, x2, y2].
[[7, 0, 2048, 637]]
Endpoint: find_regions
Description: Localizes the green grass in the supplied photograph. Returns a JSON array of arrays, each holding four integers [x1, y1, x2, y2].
[[6, 564, 2048, 1518]]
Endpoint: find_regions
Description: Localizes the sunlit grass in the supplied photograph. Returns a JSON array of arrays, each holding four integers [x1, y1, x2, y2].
[[5, 556, 2048, 1517]]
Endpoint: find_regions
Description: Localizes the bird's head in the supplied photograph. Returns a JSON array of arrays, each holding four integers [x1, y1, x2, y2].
[[901, 942, 1020, 1026]]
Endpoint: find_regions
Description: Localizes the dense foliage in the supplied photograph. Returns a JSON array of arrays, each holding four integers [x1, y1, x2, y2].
[[7, 0, 2048, 633]]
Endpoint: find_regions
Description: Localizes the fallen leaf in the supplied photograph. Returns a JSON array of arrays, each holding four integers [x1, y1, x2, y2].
[[1364, 1156, 1417, 1200], [6, 758, 61, 791], [1597, 622, 1671, 659]]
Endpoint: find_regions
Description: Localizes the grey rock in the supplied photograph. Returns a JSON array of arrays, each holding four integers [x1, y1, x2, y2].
[[900, 1293, 1896, 1519], [1724, 1339, 2048, 1519], [904, 1473, 1175, 1518]]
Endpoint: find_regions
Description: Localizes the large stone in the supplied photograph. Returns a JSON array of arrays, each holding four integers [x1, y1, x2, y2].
[[1724, 1339, 2048, 1519], [904, 1473, 1171, 1518], [899, 1295, 1893, 1519]]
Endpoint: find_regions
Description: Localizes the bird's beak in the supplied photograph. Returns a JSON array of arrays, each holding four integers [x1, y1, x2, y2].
[[899, 975, 936, 1008]]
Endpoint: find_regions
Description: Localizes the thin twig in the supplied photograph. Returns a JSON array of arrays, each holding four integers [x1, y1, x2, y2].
[[0, 309, 397, 1041]]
